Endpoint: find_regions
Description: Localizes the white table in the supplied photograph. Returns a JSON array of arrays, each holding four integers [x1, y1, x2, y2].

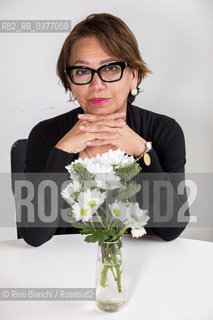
[[0, 233, 213, 320]]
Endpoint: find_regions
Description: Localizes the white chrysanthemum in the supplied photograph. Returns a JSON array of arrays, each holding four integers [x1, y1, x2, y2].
[[65, 157, 113, 179], [78, 188, 106, 213], [108, 200, 128, 221], [65, 149, 135, 180], [61, 181, 81, 204], [87, 162, 113, 174], [96, 149, 134, 167], [131, 227, 147, 238], [95, 172, 122, 190], [79, 157, 97, 172], [65, 164, 72, 174], [65, 163, 78, 180], [125, 202, 149, 228], [69, 188, 106, 222], [72, 202, 94, 222]]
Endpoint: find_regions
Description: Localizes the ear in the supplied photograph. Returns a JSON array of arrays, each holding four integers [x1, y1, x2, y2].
[[130, 68, 138, 90]]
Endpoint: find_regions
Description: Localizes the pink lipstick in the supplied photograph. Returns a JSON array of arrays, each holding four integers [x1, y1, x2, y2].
[[90, 98, 109, 105]]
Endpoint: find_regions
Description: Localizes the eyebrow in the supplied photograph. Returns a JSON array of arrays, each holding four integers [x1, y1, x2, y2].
[[73, 58, 119, 65]]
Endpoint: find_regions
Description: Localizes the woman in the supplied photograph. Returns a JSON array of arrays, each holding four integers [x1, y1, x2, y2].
[[20, 13, 189, 246]]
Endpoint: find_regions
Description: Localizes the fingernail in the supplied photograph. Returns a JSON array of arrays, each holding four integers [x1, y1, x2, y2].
[[78, 114, 84, 118], [79, 125, 85, 129], [115, 134, 120, 137]]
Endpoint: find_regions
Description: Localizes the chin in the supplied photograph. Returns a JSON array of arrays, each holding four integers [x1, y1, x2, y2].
[[86, 106, 116, 115]]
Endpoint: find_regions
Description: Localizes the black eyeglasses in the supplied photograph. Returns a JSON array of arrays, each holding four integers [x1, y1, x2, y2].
[[65, 61, 128, 85]]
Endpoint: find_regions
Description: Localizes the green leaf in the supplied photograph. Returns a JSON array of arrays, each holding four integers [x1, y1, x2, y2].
[[117, 239, 122, 249], [66, 207, 73, 216], [72, 163, 95, 184], [106, 229, 117, 238], [80, 227, 94, 235], [116, 183, 141, 202], [84, 229, 108, 245], [71, 221, 86, 229], [115, 162, 142, 182]]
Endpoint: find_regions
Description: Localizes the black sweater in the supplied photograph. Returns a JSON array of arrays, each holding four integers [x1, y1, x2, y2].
[[18, 103, 189, 246]]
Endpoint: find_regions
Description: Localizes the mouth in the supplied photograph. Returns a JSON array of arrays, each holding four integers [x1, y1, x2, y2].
[[89, 98, 109, 105]]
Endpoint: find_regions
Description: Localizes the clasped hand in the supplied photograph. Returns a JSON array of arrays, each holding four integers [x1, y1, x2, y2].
[[56, 111, 146, 156], [77, 112, 146, 157]]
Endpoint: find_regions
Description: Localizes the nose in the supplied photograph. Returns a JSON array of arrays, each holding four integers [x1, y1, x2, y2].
[[90, 72, 106, 90]]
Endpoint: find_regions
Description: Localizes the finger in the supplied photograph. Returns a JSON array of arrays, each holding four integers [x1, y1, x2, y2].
[[78, 112, 126, 122], [86, 138, 119, 146], [100, 118, 126, 128], [85, 131, 120, 142], [79, 121, 125, 132], [94, 132, 120, 140]]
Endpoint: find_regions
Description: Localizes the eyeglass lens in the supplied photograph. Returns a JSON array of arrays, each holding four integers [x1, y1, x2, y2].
[[71, 64, 122, 84]]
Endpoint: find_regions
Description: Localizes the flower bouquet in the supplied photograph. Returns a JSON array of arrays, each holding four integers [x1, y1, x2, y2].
[[61, 149, 149, 311]]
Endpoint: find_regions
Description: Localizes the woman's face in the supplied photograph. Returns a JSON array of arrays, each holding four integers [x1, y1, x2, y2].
[[67, 37, 138, 116]]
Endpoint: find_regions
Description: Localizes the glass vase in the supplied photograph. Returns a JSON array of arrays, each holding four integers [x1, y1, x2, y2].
[[95, 240, 125, 312]]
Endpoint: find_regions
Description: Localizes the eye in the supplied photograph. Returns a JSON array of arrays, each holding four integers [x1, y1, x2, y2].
[[75, 69, 91, 76], [104, 65, 119, 72]]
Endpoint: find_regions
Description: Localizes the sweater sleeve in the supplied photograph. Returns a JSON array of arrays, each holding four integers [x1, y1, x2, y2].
[[137, 117, 190, 241], [24, 121, 76, 173], [17, 121, 76, 247]]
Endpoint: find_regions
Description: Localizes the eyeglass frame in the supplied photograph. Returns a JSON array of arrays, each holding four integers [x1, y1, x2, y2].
[[65, 61, 128, 85]]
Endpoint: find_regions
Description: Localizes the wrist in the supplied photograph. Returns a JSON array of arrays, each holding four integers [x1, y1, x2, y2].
[[55, 141, 74, 154], [134, 141, 152, 164], [134, 141, 146, 157]]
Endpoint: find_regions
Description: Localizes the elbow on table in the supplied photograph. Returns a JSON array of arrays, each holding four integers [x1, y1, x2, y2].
[[149, 209, 190, 241], [155, 227, 187, 241], [18, 227, 53, 247], [24, 238, 49, 247]]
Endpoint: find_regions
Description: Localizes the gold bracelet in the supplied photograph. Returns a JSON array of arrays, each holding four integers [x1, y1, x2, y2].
[[134, 141, 152, 166], [134, 153, 144, 161]]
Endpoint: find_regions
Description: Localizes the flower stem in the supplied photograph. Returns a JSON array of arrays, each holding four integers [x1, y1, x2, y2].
[[100, 243, 122, 293], [95, 210, 105, 228], [115, 265, 122, 292], [100, 265, 109, 287], [109, 247, 122, 293], [89, 218, 95, 228], [110, 266, 117, 281], [107, 216, 114, 230], [111, 225, 128, 242]]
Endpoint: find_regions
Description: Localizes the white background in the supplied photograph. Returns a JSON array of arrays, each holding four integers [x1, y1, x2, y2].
[[0, 0, 212, 241]]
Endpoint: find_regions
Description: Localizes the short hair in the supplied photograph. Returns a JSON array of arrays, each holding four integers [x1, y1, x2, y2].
[[56, 13, 152, 103]]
